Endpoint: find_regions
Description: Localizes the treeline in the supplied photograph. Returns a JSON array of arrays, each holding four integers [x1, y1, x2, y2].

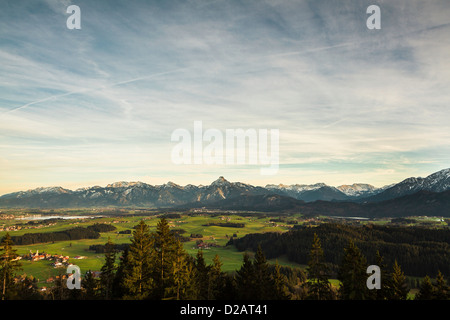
[[228, 223, 450, 277], [390, 218, 417, 224], [89, 243, 130, 253], [202, 222, 245, 228], [270, 218, 298, 225], [158, 213, 182, 219], [9, 223, 116, 245], [87, 223, 117, 233], [1, 218, 449, 300]]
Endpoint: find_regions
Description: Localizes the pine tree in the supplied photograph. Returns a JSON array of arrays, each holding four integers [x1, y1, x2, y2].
[[252, 245, 274, 299], [123, 220, 154, 299], [167, 239, 192, 300], [306, 233, 333, 300], [151, 218, 178, 299], [193, 249, 210, 300], [0, 233, 21, 300], [374, 251, 391, 300], [83, 270, 99, 300], [221, 272, 238, 300], [272, 260, 291, 300], [434, 271, 449, 300], [235, 252, 255, 299], [100, 237, 117, 300], [208, 254, 226, 300], [390, 260, 408, 300], [337, 239, 369, 300], [113, 247, 130, 299], [415, 275, 435, 300]]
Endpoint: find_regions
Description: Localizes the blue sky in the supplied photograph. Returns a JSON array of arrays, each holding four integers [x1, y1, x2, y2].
[[1, 0, 449, 194]]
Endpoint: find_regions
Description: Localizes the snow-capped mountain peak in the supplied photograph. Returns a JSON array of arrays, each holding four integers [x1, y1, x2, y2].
[[210, 176, 231, 187], [365, 168, 450, 202], [1, 168, 449, 207], [336, 184, 377, 197], [265, 183, 327, 193], [106, 181, 146, 188]]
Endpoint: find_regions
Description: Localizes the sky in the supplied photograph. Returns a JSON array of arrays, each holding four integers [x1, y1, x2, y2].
[[1, 0, 450, 195]]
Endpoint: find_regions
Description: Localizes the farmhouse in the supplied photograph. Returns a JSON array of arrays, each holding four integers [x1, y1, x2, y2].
[[193, 240, 220, 250]]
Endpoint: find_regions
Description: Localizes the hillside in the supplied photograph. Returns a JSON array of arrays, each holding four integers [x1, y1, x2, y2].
[[229, 223, 450, 277], [188, 189, 450, 218]]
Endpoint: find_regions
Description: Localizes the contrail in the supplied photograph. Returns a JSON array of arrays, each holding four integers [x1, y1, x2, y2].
[[267, 42, 357, 59], [110, 67, 190, 87], [2, 90, 83, 115], [1, 67, 189, 115]]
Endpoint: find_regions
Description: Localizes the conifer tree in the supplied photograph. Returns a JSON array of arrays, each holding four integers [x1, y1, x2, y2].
[[337, 239, 369, 300], [235, 253, 255, 299], [306, 233, 333, 300], [253, 245, 275, 299], [434, 271, 449, 300], [123, 220, 153, 299], [373, 251, 391, 300], [100, 237, 116, 300], [83, 270, 99, 300], [113, 247, 130, 299], [0, 233, 21, 300], [208, 254, 226, 300], [272, 260, 291, 300], [221, 272, 238, 300], [167, 239, 192, 300], [415, 275, 435, 300], [193, 249, 210, 300], [390, 260, 408, 300], [151, 218, 178, 299]]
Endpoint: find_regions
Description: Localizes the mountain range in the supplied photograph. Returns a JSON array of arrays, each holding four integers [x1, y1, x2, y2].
[[196, 190, 450, 218], [0, 168, 449, 217]]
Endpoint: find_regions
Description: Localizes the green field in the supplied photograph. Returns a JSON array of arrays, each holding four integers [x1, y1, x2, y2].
[[0, 211, 304, 285], [1, 210, 446, 290]]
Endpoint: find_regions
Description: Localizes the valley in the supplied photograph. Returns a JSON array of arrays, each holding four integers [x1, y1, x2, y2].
[[1, 208, 448, 292], [0, 209, 299, 286], [1, 168, 449, 299]]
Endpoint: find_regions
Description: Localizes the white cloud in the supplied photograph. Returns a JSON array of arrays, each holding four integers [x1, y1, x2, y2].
[[0, 0, 449, 193]]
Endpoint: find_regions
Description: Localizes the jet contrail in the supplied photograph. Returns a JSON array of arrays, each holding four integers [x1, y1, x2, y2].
[[1, 67, 189, 115], [267, 42, 357, 59], [2, 90, 82, 115]]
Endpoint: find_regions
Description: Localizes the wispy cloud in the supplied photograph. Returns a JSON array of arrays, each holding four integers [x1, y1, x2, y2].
[[0, 0, 449, 194], [2, 67, 191, 115]]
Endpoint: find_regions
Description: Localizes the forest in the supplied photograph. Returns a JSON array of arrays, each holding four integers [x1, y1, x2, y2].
[[229, 223, 450, 277], [0, 218, 449, 300], [202, 222, 246, 228], [9, 223, 116, 245]]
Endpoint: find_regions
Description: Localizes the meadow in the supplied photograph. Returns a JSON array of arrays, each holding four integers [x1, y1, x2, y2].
[[0, 210, 304, 285], [1, 209, 446, 290]]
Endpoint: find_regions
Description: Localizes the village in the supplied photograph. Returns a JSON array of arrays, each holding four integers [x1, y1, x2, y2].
[[14, 250, 92, 292], [0, 218, 59, 232], [0, 222, 58, 232], [16, 249, 86, 268]]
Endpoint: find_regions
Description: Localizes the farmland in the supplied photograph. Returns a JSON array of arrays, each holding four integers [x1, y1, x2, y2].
[[0, 209, 304, 284], [1, 208, 448, 289]]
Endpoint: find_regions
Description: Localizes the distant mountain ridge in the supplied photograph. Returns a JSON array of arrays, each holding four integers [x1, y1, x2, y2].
[[361, 168, 450, 202], [0, 169, 449, 210], [0, 176, 270, 208], [185, 190, 450, 218]]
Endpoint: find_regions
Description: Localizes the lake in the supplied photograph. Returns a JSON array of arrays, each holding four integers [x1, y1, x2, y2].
[[17, 215, 103, 221]]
